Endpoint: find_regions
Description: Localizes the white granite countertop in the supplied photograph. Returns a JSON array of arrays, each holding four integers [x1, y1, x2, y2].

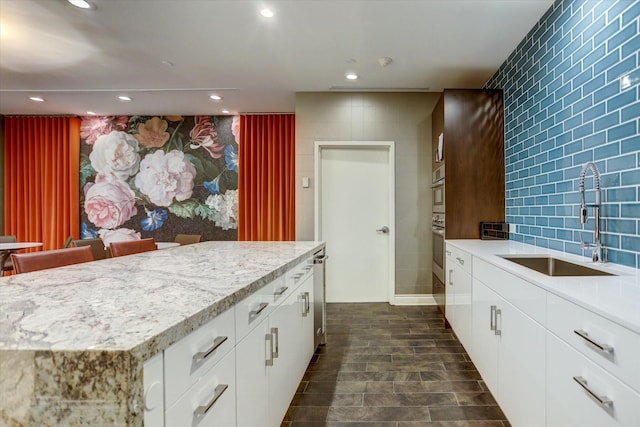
[[446, 240, 640, 334], [0, 241, 324, 359]]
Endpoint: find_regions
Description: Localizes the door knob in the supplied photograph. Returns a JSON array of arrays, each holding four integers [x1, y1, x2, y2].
[[376, 226, 389, 234]]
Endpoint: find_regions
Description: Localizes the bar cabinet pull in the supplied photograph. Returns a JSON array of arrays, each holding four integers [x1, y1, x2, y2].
[[193, 336, 228, 361]]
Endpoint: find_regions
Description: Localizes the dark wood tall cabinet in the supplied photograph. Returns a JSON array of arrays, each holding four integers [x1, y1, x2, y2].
[[433, 89, 505, 238], [431, 89, 505, 322]]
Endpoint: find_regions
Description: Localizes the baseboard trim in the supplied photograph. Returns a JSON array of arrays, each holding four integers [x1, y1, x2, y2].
[[390, 294, 437, 306]]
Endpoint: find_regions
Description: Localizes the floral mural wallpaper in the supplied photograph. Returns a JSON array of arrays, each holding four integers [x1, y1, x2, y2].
[[79, 115, 239, 244]]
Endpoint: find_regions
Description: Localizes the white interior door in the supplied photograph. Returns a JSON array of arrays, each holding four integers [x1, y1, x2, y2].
[[315, 142, 394, 303]]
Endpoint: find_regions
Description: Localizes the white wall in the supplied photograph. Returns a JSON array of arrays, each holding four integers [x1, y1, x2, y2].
[[295, 92, 440, 295]]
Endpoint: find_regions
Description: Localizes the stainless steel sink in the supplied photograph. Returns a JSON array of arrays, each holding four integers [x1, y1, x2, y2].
[[500, 256, 615, 277]]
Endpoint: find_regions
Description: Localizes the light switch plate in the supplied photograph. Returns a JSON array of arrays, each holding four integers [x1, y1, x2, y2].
[[302, 177, 310, 188], [509, 223, 516, 233]]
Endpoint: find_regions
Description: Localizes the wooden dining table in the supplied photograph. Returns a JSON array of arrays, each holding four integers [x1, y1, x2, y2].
[[0, 242, 43, 274]]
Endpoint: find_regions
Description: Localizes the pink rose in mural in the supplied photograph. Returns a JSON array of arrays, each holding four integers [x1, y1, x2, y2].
[[99, 228, 141, 246], [90, 131, 141, 179], [84, 173, 138, 229], [80, 116, 128, 145], [231, 115, 241, 144], [135, 117, 170, 148], [189, 116, 225, 158], [135, 150, 197, 207]]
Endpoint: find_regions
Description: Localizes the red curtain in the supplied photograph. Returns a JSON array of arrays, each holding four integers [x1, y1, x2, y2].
[[4, 116, 81, 250], [239, 114, 295, 241]]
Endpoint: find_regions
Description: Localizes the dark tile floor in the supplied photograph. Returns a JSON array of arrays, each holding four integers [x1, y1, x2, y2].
[[282, 303, 510, 427]]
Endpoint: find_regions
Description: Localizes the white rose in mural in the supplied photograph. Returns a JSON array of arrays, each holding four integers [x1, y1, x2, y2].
[[90, 131, 141, 179], [135, 149, 197, 207], [205, 189, 238, 230], [99, 228, 141, 246], [84, 172, 138, 229]]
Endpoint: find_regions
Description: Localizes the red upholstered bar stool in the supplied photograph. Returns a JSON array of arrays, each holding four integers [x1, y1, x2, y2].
[[10, 246, 94, 274], [109, 238, 157, 257]]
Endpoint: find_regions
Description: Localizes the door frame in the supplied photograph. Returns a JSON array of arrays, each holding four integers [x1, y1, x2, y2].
[[314, 141, 396, 305]]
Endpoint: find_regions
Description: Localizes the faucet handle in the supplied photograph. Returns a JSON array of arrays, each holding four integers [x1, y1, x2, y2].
[[580, 206, 588, 224]]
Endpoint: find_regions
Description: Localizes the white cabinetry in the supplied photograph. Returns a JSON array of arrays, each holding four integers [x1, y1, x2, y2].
[[235, 315, 270, 427], [546, 293, 640, 426], [446, 241, 640, 427], [471, 258, 546, 427], [546, 332, 640, 427], [143, 352, 164, 426], [267, 276, 314, 426], [166, 349, 236, 427], [445, 244, 472, 351], [236, 258, 314, 427], [143, 255, 316, 427]]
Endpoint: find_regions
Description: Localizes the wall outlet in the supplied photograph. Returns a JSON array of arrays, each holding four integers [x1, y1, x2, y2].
[[509, 223, 516, 234]]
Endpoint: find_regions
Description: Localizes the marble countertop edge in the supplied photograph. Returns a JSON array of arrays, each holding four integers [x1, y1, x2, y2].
[[0, 241, 325, 362]]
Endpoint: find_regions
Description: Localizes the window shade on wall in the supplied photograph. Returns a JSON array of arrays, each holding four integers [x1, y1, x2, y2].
[[238, 114, 295, 241], [4, 116, 81, 250]]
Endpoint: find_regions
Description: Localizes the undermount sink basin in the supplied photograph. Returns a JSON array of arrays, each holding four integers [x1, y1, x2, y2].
[[500, 256, 615, 277]]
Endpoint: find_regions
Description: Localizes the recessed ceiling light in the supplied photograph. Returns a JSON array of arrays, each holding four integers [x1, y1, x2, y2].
[[260, 8, 274, 18], [67, 0, 93, 9], [210, 95, 223, 100], [87, 111, 96, 115], [222, 109, 230, 114], [161, 60, 174, 67], [345, 73, 358, 80], [118, 95, 132, 102], [29, 96, 45, 102]]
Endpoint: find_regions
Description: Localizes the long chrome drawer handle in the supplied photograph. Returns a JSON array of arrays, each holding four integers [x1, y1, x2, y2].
[[193, 336, 228, 361], [490, 305, 496, 331], [194, 384, 229, 416], [456, 256, 465, 265], [302, 292, 310, 316], [573, 376, 613, 408], [573, 330, 614, 354], [271, 327, 279, 358], [274, 286, 289, 296], [249, 302, 269, 320], [265, 333, 274, 366]]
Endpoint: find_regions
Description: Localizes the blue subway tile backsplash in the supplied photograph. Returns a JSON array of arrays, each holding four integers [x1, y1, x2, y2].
[[486, 0, 640, 268]]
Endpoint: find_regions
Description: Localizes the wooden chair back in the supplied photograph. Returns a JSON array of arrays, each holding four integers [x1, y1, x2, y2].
[[1, 235, 17, 272], [109, 238, 157, 257], [11, 246, 94, 274], [72, 238, 108, 260], [174, 234, 202, 245]]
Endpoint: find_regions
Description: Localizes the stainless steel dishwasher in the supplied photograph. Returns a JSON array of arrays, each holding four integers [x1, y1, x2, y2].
[[313, 248, 328, 349]]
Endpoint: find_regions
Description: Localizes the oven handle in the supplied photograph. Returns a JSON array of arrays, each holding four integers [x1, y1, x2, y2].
[[431, 178, 445, 188]]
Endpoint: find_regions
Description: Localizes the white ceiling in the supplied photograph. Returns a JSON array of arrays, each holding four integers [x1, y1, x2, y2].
[[0, 0, 553, 116]]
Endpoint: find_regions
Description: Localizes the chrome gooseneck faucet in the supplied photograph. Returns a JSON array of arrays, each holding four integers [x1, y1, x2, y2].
[[579, 162, 603, 263]]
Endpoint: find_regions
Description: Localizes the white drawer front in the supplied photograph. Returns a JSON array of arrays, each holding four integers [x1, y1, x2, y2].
[[164, 307, 236, 408], [166, 348, 236, 427], [547, 332, 640, 427], [285, 257, 313, 298], [446, 244, 472, 275], [235, 276, 282, 342], [547, 292, 640, 393], [474, 257, 546, 325], [143, 352, 164, 426]]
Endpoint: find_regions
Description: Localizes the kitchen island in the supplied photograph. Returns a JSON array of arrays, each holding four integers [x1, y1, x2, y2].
[[0, 241, 324, 426]]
